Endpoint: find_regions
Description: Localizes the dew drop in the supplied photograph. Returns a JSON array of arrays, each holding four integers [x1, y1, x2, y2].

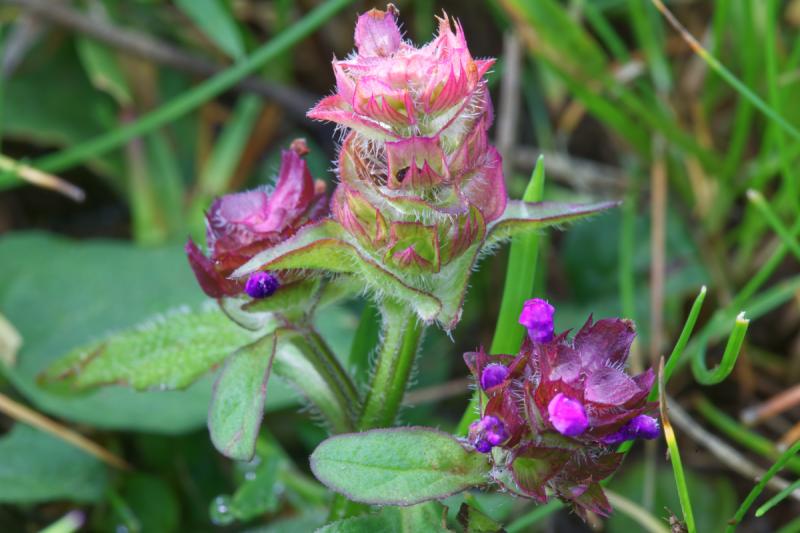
[[244, 471, 256, 481], [209, 495, 235, 526]]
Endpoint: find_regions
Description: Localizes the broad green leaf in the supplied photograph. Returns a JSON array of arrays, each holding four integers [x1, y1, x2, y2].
[[0, 424, 107, 503], [176, 0, 246, 60], [208, 333, 278, 460], [486, 200, 619, 246], [41, 302, 258, 391], [0, 232, 295, 433], [310, 428, 490, 505], [75, 38, 133, 107], [319, 502, 451, 533]]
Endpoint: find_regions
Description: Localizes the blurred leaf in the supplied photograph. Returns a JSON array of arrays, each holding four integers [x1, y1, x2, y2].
[[310, 428, 490, 505], [0, 424, 107, 503], [176, 0, 246, 60], [75, 38, 133, 107], [208, 333, 277, 460], [319, 502, 451, 532], [2, 42, 122, 183], [41, 302, 257, 391], [457, 502, 505, 532], [120, 473, 180, 533], [608, 461, 736, 533], [0, 232, 295, 433], [230, 443, 284, 520]]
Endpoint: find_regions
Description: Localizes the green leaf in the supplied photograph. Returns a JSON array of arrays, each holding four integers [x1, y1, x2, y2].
[[0, 232, 295, 433], [119, 473, 180, 533], [175, 0, 246, 60], [75, 38, 133, 107], [208, 333, 278, 460], [233, 221, 442, 321], [456, 502, 505, 533], [0, 424, 107, 503], [487, 200, 620, 246], [41, 302, 258, 391], [310, 427, 490, 505], [230, 441, 284, 520], [319, 502, 451, 533]]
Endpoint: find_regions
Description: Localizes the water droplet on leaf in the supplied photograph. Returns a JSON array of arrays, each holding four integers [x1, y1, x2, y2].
[[209, 495, 235, 525]]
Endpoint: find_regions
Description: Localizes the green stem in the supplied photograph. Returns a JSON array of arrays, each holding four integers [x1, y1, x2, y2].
[[274, 329, 358, 434], [327, 299, 425, 521], [29, 0, 354, 176], [358, 299, 424, 430]]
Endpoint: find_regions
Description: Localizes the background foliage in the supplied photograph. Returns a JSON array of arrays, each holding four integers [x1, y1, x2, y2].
[[1, 0, 799, 531]]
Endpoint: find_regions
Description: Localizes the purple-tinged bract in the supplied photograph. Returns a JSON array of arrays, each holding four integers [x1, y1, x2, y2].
[[186, 139, 328, 298], [464, 304, 658, 519]]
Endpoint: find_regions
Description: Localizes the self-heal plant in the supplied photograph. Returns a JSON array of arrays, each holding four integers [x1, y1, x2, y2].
[[464, 299, 659, 518], [232, 6, 615, 329]]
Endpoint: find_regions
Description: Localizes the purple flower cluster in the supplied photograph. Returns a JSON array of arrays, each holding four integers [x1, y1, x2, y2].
[[464, 299, 659, 518]]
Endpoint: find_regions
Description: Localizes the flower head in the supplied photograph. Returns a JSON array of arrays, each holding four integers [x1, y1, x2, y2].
[[308, 5, 505, 276], [464, 303, 658, 518], [186, 139, 328, 298]]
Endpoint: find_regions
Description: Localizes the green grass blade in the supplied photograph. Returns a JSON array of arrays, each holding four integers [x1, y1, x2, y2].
[[659, 358, 696, 533], [175, 0, 246, 60], [748, 190, 800, 260], [691, 312, 749, 385], [695, 396, 800, 476], [726, 439, 800, 532], [31, 0, 355, 175], [755, 477, 800, 517], [652, 0, 800, 144]]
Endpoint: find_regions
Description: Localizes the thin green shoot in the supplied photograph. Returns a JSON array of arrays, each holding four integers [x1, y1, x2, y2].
[[726, 439, 800, 532], [691, 312, 749, 385], [659, 357, 696, 533], [755, 477, 800, 517], [748, 190, 800, 260]]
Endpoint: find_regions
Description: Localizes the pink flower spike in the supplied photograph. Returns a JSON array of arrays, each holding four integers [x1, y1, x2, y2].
[[548, 393, 589, 437], [354, 5, 403, 57]]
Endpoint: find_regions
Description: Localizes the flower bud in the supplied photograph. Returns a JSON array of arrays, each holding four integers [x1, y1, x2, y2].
[[547, 393, 589, 437], [186, 140, 327, 298], [480, 363, 509, 391], [469, 415, 509, 453], [519, 298, 555, 343]]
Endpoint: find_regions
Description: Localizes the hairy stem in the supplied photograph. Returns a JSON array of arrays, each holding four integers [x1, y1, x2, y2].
[[359, 299, 424, 430]]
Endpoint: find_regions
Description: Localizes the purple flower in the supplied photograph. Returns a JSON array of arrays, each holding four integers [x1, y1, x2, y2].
[[519, 298, 555, 343], [547, 393, 589, 436], [601, 415, 660, 445], [244, 272, 280, 299], [186, 139, 328, 298], [464, 310, 658, 519], [480, 363, 509, 391], [469, 415, 509, 453]]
